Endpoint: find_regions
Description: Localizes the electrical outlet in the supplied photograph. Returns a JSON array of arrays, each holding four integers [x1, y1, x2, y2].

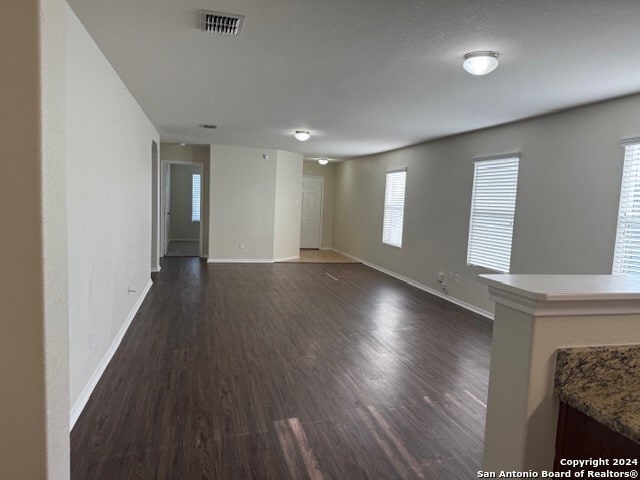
[[437, 272, 444, 282], [239, 241, 245, 249], [449, 271, 453, 281]]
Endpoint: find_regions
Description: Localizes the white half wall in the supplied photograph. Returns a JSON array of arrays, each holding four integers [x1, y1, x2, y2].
[[333, 94, 640, 314], [274, 151, 303, 260], [66, 4, 159, 424]]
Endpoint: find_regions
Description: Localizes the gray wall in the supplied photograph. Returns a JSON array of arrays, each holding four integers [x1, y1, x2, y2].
[[303, 161, 336, 249], [333, 94, 640, 315], [169, 164, 201, 241], [161, 144, 211, 256]]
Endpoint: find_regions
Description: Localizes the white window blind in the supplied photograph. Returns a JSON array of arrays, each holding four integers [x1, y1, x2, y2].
[[467, 156, 519, 273], [613, 141, 640, 274], [382, 169, 407, 248], [191, 173, 201, 222]]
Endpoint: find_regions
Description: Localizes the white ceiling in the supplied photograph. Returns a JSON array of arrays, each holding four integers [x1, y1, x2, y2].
[[68, 0, 640, 159]]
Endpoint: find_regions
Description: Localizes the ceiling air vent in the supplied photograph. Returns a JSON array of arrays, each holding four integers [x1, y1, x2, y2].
[[200, 11, 245, 36]]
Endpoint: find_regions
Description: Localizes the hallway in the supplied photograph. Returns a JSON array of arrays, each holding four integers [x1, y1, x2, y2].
[[71, 258, 492, 479]]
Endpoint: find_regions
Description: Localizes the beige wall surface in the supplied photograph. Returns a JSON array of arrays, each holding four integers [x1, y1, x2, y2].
[[303, 161, 336, 249], [0, 1, 70, 478], [209, 145, 278, 261], [273, 151, 304, 260], [66, 4, 159, 424], [161, 144, 210, 257], [333, 94, 640, 315], [169, 164, 201, 241]]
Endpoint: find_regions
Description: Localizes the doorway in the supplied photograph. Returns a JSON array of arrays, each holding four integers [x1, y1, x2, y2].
[[300, 175, 324, 249], [161, 161, 203, 257]]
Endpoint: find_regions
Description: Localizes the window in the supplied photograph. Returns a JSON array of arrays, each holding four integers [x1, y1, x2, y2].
[[613, 141, 640, 274], [467, 156, 519, 272], [191, 173, 201, 222], [382, 169, 407, 248]]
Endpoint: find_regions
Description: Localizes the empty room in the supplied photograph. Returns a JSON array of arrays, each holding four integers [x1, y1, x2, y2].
[[4, 1, 640, 479]]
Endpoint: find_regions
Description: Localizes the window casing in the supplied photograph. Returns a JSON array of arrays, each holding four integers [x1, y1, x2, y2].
[[613, 141, 640, 274], [467, 156, 519, 273], [191, 173, 201, 222], [382, 169, 407, 248]]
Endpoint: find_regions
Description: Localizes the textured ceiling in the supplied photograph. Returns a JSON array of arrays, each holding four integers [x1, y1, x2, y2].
[[67, 0, 640, 159]]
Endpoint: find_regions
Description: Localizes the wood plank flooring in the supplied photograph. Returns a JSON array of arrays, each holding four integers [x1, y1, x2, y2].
[[71, 258, 493, 479]]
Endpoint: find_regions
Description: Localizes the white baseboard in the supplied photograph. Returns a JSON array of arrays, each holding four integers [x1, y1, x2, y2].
[[70, 279, 154, 430], [320, 247, 333, 251], [151, 266, 161, 273], [169, 238, 199, 242], [207, 258, 274, 264], [331, 248, 493, 320], [274, 255, 299, 262]]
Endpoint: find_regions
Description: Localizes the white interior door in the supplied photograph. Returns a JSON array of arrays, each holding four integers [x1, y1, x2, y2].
[[161, 162, 171, 255], [300, 176, 323, 249]]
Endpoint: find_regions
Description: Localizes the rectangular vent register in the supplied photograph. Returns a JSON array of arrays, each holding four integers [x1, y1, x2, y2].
[[200, 11, 245, 36]]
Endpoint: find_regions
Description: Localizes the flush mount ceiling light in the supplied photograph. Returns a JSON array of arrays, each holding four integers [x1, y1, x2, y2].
[[179, 142, 186, 146], [294, 131, 311, 142], [463, 51, 499, 76], [318, 158, 329, 165]]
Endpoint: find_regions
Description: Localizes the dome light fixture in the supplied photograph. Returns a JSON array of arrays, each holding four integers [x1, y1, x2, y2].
[[318, 158, 329, 165], [463, 51, 499, 76], [294, 131, 311, 142]]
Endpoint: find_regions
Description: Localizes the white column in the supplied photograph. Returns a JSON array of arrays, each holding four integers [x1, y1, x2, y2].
[[479, 274, 640, 471]]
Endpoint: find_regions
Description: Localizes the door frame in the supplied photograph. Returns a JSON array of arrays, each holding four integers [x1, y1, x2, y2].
[[161, 160, 204, 258], [300, 175, 324, 249]]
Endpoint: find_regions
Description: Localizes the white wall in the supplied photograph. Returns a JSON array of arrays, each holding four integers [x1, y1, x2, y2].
[[66, 4, 159, 424], [161, 144, 211, 257], [209, 145, 277, 261], [0, 1, 69, 478], [303, 161, 337, 249], [333, 94, 640, 315], [273, 151, 304, 260], [169, 164, 201, 241], [151, 141, 160, 271]]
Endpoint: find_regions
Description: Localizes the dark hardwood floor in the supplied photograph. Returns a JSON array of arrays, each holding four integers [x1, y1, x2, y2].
[[71, 258, 492, 479]]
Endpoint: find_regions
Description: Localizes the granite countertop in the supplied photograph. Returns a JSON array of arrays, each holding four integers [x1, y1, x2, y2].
[[554, 345, 640, 444]]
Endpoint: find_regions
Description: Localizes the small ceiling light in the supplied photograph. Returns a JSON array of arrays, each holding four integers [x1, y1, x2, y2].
[[179, 142, 186, 146], [463, 51, 499, 76], [294, 131, 311, 142], [318, 158, 329, 165]]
